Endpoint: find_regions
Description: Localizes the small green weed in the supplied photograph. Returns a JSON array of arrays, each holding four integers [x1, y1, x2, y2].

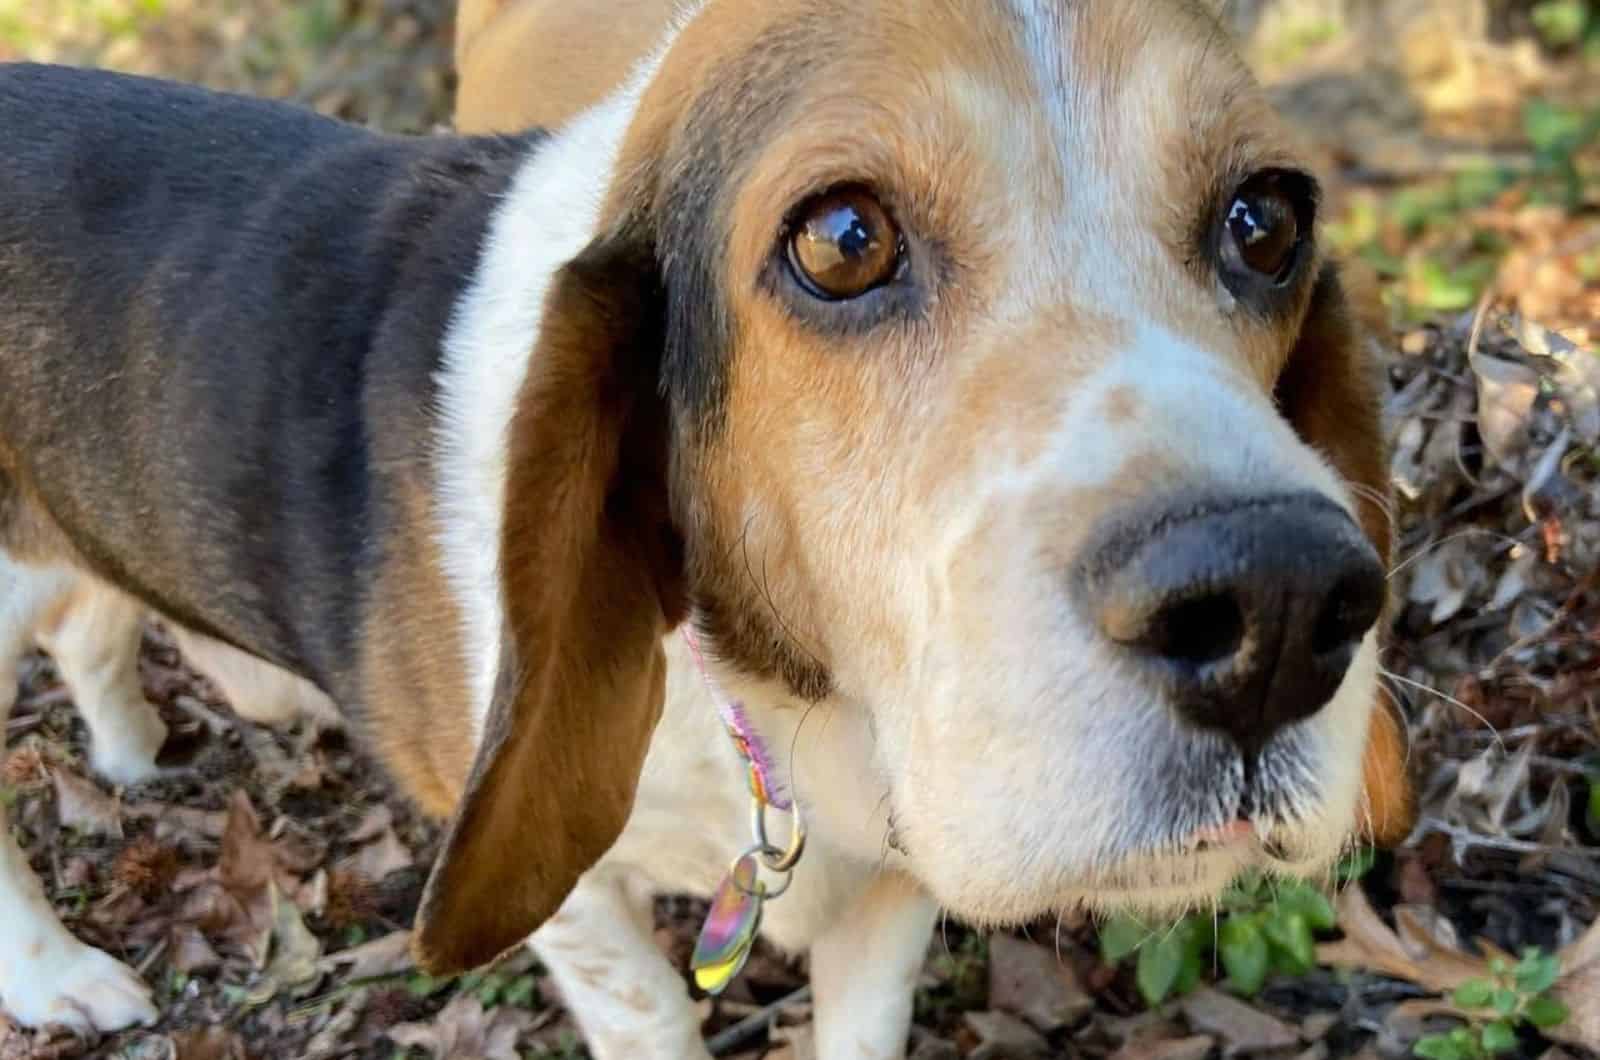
[[915, 932, 989, 1025], [404, 970, 457, 999], [1259, 15, 1344, 68], [458, 967, 541, 1010], [1414, 949, 1570, 1060], [1099, 852, 1374, 1006], [1531, 0, 1592, 49], [1524, 100, 1600, 209]]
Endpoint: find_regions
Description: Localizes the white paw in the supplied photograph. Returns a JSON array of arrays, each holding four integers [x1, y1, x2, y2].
[[88, 703, 167, 787], [1, 940, 157, 1032]]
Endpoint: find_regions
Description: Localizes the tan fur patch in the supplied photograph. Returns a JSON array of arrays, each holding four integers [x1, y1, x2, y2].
[[455, 0, 679, 133], [359, 480, 476, 818]]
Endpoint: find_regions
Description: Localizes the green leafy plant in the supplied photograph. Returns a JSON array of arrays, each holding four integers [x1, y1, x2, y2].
[[1524, 100, 1600, 208], [458, 967, 540, 1009], [1414, 949, 1570, 1060], [1531, 0, 1591, 49], [915, 932, 989, 1025], [405, 971, 457, 999], [1099, 853, 1373, 1006]]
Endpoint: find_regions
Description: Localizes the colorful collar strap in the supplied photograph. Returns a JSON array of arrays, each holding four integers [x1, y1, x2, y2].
[[681, 626, 790, 810], [682, 627, 806, 994]]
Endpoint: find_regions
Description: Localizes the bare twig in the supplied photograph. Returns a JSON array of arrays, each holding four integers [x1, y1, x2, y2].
[[707, 986, 813, 1057]]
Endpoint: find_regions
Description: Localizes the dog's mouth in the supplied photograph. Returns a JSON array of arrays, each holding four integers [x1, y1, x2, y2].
[[1186, 818, 1257, 853], [1091, 809, 1338, 897]]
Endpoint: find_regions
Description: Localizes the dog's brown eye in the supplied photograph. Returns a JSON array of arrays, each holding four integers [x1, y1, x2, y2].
[[1222, 175, 1301, 283], [787, 188, 900, 300]]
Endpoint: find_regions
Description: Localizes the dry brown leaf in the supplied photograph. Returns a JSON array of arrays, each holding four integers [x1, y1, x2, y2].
[[1301, 1013, 1338, 1043], [347, 803, 394, 844], [50, 766, 122, 838], [1178, 988, 1300, 1056], [297, 867, 329, 918], [1472, 352, 1542, 468], [1547, 918, 1600, 1051], [387, 994, 534, 1060], [962, 1010, 1049, 1060], [165, 791, 306, 963], [1317, 886, 1491, 993], [908, 1030, 961, 1060], [1504, 313, 1600, 444], [2, 745, 50, 791], [1109, 1035, 1216, 1060], [244, 881, 324, 1000], [126, 800, 229, 844], [1407, 538, 1488, 625], [172, 1027, 249, 1060], [318, 929, 414, 980], [302, 1003, 364, 1060], [220, 790, 285, 895], [986, 933, 1093, 1034], [262, 816, 325, 876], [216, 790, 320, 917], [343, 825, 412, 882], [169, 923, 223, 975]]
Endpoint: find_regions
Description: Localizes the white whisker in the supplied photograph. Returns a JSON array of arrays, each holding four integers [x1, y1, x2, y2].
[[1379, 668, 1505, 754], [1388, 527, 1524, 580]]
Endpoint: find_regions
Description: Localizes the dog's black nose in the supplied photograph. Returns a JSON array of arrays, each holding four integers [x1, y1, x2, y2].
[[1075, 492, 1385, 755]]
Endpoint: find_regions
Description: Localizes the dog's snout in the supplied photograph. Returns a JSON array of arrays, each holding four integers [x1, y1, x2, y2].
[[1077, 492, 1385, 755]]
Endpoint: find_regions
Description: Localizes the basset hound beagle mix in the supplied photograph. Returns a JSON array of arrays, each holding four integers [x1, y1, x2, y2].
[[0, 0, 1415, 1053]]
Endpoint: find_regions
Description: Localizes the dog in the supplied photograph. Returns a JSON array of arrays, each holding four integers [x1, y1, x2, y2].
[[0, 0, 1415, 1053]]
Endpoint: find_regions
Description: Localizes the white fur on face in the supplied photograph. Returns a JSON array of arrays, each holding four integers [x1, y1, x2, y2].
[[811, 322, 1377, 926], [686, 3, 1384, 929]]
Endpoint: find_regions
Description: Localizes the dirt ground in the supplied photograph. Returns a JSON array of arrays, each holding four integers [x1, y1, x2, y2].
[[1, 1, 1597, 1058]]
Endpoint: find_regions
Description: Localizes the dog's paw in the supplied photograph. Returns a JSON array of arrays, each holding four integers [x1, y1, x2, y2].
[[87, 701, 168, 788], [0, 941, 157, 1032]]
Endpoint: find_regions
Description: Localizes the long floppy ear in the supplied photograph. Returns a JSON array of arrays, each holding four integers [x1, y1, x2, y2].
[[1276, 260, 1416, 847], [413, 236, 686, 974]]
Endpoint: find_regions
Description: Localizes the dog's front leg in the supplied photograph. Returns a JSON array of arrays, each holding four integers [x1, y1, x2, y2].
[[808, 871, 938, 1060], [530, 872, 714, 1060], [36, 581, 167, 786], [0, 558, 157, 1031]]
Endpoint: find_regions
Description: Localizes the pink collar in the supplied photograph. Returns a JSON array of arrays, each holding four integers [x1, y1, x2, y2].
[[682, 626, 806, 995], [680, 627, 791, 811]]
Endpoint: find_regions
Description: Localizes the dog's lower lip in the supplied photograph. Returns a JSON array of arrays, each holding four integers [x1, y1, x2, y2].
[[1190, 819, 1255, 849]]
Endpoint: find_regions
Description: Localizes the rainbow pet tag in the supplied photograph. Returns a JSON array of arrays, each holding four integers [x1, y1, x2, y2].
[[690, 853, 766, 994]]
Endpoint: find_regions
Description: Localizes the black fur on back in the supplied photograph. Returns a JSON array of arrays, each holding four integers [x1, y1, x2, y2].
[[0, 63, 544, 701]]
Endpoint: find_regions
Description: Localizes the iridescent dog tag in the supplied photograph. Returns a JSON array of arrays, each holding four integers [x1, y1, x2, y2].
[[691, 853, 766, 994]]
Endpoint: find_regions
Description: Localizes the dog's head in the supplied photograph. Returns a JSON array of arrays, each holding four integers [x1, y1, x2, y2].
[[414, 0, 1414, 971]]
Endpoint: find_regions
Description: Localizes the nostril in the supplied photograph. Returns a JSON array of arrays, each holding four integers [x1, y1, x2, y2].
[[1311, 573, 1384, 656], [1145, 593, 1244, 667]]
